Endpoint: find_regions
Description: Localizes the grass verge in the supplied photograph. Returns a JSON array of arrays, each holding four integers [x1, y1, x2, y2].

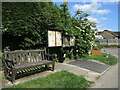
[[81, 53, 118, 65], [6, 71, 93, 88]]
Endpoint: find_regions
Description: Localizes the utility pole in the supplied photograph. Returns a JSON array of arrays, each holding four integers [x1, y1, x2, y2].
[[64, 0, 68, 24], [65, 0, 68, 5], [65, 0, 68, 2]]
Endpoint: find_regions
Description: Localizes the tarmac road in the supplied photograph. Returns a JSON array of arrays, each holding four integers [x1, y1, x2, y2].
[[90, 48, 119, 88], [102, 48, 119, 57]]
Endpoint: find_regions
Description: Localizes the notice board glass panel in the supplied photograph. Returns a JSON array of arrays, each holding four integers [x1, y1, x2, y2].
[[70, 37, 75, 46], [63, 37, 70, 47], [56, 31, 62, 46], [48, 31, 55, 47]]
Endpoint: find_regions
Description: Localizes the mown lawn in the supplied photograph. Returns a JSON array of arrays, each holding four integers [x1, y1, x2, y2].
[[7, 71, 93, 88], [81, 53, 118, 65]]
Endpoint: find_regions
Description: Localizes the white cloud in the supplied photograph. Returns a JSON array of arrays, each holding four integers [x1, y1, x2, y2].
[[95, 10, 110, 14], [87, 16, 100, 23], [96, 24, 105, 31], [73, 2, 111, 14], [100, 17, 108, 20], [96, 24, 113, 32], [97, 25, 104, 28], [73, 2, 101, 13]]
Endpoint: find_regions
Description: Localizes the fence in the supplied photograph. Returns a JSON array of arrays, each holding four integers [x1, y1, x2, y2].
[[95, 39, 120, 45]]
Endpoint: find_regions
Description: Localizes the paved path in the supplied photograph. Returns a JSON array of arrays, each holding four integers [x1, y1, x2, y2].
[[90, 48, 119, 88], [101, 48, 119, 57], [90, 64, 118, 88], [55, 63, 100, 81]]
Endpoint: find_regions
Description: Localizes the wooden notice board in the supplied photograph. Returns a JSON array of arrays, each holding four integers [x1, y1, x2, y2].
[[48, 31, 56, 47], [48, 30, 62, 47]]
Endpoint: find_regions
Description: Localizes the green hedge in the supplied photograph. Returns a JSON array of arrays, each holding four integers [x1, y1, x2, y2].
[[100, 44, 120, 48], [92, 44, 102, 50]]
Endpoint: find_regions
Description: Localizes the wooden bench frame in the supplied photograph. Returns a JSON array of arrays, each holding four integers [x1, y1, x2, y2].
[[3, 48, 55, 83]]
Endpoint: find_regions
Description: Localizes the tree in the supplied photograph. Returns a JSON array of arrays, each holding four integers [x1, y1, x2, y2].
[[72, 10, 97, 57], [60, 2, 75, 35], [2, 2, 63, 50]]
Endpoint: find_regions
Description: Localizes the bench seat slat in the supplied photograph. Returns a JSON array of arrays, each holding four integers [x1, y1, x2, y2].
[[15, 60, 54, 70]]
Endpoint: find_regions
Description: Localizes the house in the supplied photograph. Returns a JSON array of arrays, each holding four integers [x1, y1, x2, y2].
[[96, 30, 120, 39], [114, 32, 120, 39], [95, 35, 104, 39]]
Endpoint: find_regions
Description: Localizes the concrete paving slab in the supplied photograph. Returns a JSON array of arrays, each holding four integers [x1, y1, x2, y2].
[[55, 63, 89, 76], [68, 60, 110, 74], [55, 63, 100, 81], [85, 72, 100, 81]]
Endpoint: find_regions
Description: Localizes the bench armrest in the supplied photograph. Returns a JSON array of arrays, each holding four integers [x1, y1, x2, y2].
[[5, 59, 17, 64], [46, 54, 56, 61]]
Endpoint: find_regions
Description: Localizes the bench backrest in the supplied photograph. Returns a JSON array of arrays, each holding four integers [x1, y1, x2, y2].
[[4, 48, 47, 65]]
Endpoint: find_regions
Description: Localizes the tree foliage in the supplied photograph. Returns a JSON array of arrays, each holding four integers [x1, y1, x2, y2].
[[2, 2, 63, 49], [2, 2, 97, 57]]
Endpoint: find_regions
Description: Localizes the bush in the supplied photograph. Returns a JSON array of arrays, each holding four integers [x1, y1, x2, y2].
[[95, 39, 100, 42], [0, 52, 4, 71], [92, 44, 102, 50]]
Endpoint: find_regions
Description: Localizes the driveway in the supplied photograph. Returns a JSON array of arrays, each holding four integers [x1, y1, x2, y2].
[[90, 48, 119, 88]]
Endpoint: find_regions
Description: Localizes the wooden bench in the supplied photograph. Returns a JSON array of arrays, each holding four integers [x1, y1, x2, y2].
[[3, 48, 55, 83]]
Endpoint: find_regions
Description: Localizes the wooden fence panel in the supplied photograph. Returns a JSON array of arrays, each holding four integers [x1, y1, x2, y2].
[[96, 39, 120, 45]]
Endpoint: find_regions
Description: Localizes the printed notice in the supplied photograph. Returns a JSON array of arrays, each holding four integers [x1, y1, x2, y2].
[[48, 31, 55, 47], [56, 31, 62, 46]]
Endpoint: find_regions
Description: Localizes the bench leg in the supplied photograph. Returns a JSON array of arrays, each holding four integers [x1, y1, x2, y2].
[[4, 69, 8, 80], [52, 63, 55, 71], [12, 68, 16, 83], [45, 65, 48, 69]]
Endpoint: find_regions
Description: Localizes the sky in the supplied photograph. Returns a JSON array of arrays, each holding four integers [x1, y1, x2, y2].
[[53, 1, 118, 32]]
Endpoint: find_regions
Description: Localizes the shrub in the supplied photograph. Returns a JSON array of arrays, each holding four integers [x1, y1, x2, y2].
[[92, 44, 102, 50]]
